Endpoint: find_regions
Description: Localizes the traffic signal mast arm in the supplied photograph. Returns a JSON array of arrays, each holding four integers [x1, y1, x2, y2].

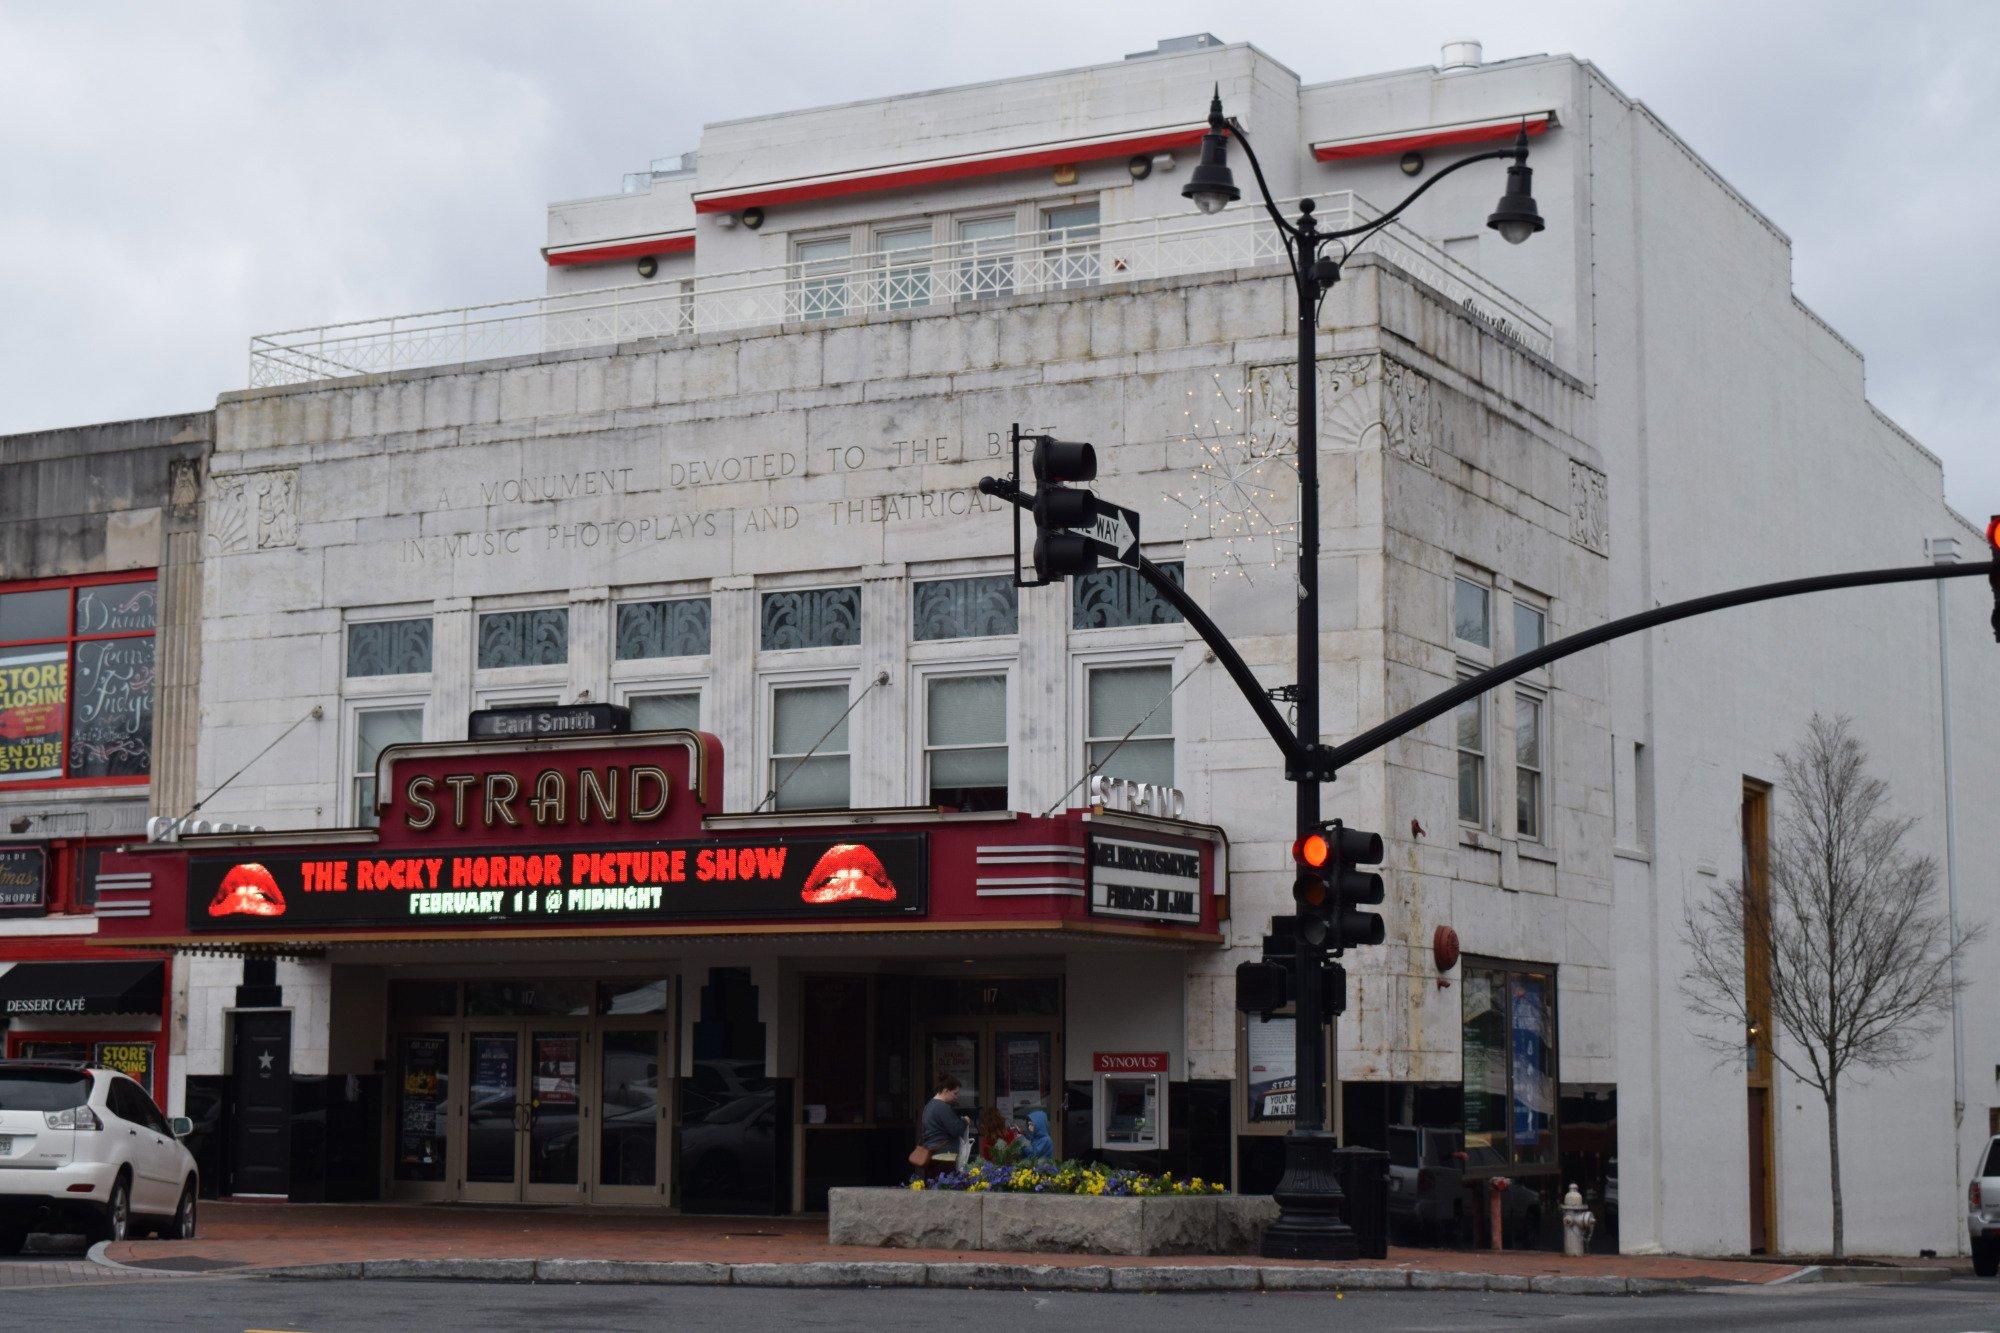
[[1323, 555, 2000, 776], [977, 472, 1310, 770]]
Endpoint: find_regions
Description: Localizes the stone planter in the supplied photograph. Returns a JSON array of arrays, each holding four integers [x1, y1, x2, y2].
[[827, 1188, 1279, 1256]]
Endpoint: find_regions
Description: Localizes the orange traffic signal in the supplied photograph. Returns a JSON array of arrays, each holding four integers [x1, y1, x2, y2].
[[1292, 832, 1332, 868]]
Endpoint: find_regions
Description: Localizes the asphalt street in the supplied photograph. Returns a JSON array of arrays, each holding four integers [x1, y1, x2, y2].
[[0, 1273, 1996, 1332]]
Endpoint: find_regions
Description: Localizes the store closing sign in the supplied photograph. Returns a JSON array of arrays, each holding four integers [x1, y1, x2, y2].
[[93, 1041, 154, 1087], [186, 835, 927, 932]]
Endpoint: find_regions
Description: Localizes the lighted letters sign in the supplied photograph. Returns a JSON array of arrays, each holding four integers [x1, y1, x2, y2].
[[1087, 835, 1203, 927], [185, 834, 927, 933]]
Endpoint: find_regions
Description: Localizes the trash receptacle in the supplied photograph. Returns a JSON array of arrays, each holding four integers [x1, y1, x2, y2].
[[1331, 1147, 1390, 1259]]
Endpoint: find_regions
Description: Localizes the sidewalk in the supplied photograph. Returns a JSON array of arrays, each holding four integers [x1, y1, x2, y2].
[[98, 1199, 1807, 1294]]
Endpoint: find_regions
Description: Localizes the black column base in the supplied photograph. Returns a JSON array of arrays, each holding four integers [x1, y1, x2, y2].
[[1259, 1128, 1360, 1260]]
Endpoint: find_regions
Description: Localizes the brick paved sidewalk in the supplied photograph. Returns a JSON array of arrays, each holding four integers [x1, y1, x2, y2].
[[104, 1199, 1797, 1286]]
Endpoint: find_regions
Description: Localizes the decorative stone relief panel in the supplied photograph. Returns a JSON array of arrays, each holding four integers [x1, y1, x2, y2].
[[1569, 461, 1610, 555], [205, 469, 298, 555], [1380, 358, 1438, 468], [167, 457, 202, 519]]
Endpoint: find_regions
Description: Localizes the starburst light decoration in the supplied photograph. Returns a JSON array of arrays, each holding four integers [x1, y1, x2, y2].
[[1165, 369, 1302, 584]]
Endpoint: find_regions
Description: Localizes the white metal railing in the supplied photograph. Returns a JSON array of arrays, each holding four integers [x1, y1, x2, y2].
[[246, 193, 1555, 388]]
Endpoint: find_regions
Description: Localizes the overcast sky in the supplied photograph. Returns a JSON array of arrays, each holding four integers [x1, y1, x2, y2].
[[2, 1, 1993, 518]]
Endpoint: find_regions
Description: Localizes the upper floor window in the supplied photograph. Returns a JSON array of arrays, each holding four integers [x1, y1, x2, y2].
[[630, 692, 700, 732], [956, 216, 1016, 300], [1515, 692, 1545, 842], [1453, 576, 1491, 650], [1073, 563, 1184, 630], [0, 574, 156, 787], [761, 587, 861, 651], [770, 683, 850, 811], [1456, 688, 1486, 828], [1512, 598, 1547, 661], [353, 706, 423, 827], [913, 575, 1017, 641], [876, 224, 935, 312], [477, 609, 568, 669], [347, 618, 433, 677], [794, 235, 853, 322], [1086, 663, 1174, 787], [925, 674, 1007, 811], [616, 598, 711, 660], [1041, 202, 1100, 291]]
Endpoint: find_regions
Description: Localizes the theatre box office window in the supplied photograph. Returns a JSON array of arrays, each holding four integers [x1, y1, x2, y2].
[[0, 573, 157, 788]]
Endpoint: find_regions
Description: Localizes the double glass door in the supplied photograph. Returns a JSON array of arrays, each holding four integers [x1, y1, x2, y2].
[[463, 1025, 586, 1203], [922, 1023, 1059, 1149]]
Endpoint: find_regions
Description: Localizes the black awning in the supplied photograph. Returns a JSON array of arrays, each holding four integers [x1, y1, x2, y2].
[[0, 961, 163, 1018]]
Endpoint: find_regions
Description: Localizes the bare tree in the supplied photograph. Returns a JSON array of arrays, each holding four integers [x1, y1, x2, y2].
[[1681, 714, 1977, 1261]]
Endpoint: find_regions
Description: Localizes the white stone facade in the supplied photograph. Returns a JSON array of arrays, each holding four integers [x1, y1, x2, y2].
[[180, 38, 1997, 1254]]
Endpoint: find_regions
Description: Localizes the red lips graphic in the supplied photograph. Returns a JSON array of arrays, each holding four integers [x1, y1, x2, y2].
[[801, 843, 897, 905], [209, 863, 287, 917]]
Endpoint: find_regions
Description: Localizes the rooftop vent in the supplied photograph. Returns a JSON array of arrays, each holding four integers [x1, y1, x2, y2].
[[1126, 34, 1224, 60], [621, 150, 699, 195], [1440, 39, 1483, 72]]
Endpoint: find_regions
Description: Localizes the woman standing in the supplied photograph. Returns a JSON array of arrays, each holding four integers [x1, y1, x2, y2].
[[915, 1074, 970, 1181]]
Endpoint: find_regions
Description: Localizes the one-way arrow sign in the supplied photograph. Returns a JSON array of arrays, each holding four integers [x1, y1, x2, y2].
[[1084, 499, 1141, 568]]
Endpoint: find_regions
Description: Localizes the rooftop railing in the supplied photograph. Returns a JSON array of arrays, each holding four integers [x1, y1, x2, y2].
[[246, 192, 1555, 389]]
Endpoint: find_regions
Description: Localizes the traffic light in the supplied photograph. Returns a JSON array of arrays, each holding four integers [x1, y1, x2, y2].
[[1290, 827, 1334, 948], [1030, 437, 1099, 581], [1987, 515, 1999, 644], [1235, 959, 1289, 1015], [1327, 821, 1387, 950]]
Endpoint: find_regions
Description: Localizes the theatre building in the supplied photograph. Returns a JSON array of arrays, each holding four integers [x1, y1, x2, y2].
[[97, 727, 1225, 1208], [81, 35, 1999, 1252]]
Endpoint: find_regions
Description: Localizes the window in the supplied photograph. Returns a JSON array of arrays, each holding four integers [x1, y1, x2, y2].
[[1086, 664, 1173, 786], [913, 575, 1017, 641], [1461, 961, 1557, 1171], [477, 609, 567, 668], [1513, 601, 1546, 657], [956, 216, 1016, 300], [1515, 693, 1544, 842], [347, 618, 432, 677], [1453, 577, 1490, 649], [794, 236, 853, 321], [1073, 563, 1184, 630], [925, 674, 1007, 811], [353, 707, 422, 826], [0, 574, 156, 787], [761, 587, 861, 650], [770, 683, 850, 811], [1456, 692, 1486, 827], [1041, 202, 1100, 290], [616, 598, 710, 660], [875, 224, 934, 311], [629, 692, 700, 731]]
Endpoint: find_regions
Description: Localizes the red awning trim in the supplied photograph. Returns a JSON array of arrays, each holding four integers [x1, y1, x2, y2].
[[543, 232, 696, 268], [1312, 112, 1553, 162], [692, 124, 1208, 214]]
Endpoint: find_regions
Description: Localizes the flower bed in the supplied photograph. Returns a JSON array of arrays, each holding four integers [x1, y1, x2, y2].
[[912, 1158, 1225, 1197], [829, 1183, 1277, 1256]]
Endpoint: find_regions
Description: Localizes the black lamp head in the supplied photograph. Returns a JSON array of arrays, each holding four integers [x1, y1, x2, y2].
[[1486, 126, 1544, 245], [1181, 84, 1240, 216]]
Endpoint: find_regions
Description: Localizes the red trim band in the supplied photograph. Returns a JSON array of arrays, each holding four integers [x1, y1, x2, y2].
[[1313, 114, 1551, 162], [693, 126, 1208, 215], [544, 234, 696, 269]]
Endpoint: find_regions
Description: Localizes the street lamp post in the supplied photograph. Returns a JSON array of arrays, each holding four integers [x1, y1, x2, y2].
[[1181, 86, 1542, 1260]]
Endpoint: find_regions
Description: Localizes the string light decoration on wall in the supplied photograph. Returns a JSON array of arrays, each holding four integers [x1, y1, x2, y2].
[[1165, 368, 1303, 584]]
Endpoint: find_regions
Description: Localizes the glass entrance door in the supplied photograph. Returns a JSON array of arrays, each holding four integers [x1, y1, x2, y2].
[[594, 1028, 667, 1203], [921, 1021, 1060, 1159], [459, 1025, 587, 1202]]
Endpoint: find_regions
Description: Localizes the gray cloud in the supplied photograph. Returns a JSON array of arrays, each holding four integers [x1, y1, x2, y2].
[[2, 1, 1991, 518]]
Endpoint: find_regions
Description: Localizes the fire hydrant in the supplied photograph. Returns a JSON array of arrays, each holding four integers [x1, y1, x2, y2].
[[1561, 1183, 1597, 1256]]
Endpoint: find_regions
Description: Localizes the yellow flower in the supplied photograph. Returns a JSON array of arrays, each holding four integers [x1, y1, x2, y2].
[[910, 1180, 925, 1190]]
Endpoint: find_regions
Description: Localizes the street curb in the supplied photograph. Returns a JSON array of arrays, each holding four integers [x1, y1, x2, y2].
[[1778, 1264, 1955, 1285], [233, 1257, 1727, 1295], [85, 1240, 198, 1277]]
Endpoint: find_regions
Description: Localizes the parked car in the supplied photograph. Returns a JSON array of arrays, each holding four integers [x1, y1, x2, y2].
[[1971, 1134, 2000, 1278], [1385, 1124, 1465, 1242], [0, 1061, 198, 1250]]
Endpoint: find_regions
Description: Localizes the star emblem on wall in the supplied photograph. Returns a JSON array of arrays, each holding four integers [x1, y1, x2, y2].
[[1165, 371, 1301, 585]]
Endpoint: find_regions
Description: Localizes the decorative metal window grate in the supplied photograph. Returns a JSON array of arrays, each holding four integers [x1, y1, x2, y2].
[[616, 598, 711, 660], [761, 587, 861, 651], [347, 618, 433, 677], [1072, 562, 1185, 630], [477, 609, 569, 668], [912, 576, 1017, 641]]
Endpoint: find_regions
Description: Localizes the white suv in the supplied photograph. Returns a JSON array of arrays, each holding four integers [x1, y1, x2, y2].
[[0, 1061, 198, 1249], [1973, 1134, 2000, 1278]]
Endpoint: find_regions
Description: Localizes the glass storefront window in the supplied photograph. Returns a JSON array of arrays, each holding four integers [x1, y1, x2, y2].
[[1461, 961, 1558, 1173], [801, 977, 869, 1125], [600, 1030, 661, 1187], [389, 979, 458, 1019], [394, 1033, 449, 1182], [596, 980, 669, 1016], [0, 575, 156, 787]]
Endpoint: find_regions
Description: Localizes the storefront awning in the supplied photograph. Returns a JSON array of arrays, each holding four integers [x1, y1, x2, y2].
[[0, 960, 163, 1018]]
